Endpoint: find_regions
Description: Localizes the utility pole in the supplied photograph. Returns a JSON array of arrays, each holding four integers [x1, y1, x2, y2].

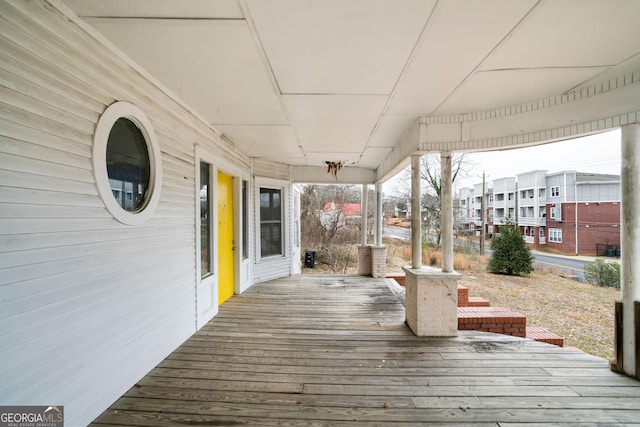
[[480, 171, 486, 256]]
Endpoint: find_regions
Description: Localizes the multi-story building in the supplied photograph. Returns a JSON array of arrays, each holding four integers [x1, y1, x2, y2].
[[516, 170, 549, 247], [456, 170, 620, 256], [490, 177, 516, 234], [545, 171, 620, 255], [454, 187, 474, 234]]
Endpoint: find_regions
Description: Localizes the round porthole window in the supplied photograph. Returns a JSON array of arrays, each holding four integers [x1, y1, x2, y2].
[[93, 102, 162, 225]]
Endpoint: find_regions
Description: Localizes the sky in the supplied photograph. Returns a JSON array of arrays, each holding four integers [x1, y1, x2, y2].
[[384, 129, 622, 194]]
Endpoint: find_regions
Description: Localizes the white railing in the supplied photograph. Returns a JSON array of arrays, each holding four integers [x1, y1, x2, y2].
[[524, 236, 534, 244], [518, 217, 546, 227]]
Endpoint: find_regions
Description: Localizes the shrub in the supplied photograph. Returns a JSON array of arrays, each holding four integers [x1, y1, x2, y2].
[[584, 258, 620, 289], [487, 217, 533, 276]]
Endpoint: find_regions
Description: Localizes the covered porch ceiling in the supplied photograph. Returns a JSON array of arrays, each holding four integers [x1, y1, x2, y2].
[[63, 0, 640, 182]]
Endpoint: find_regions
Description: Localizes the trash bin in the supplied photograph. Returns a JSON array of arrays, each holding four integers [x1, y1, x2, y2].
[[304, 250, 316, 268], [606, 248, 613, 257]]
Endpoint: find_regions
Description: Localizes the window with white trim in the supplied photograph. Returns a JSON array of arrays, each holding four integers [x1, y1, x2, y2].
[[549, 228, 562, 243], [551, 186, 560, 197], [259, 187, 283, 257], [93, 102, 162, 225], [199, 162, 213, 278]]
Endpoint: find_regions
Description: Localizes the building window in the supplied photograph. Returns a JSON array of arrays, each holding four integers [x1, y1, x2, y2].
[[549, 228, 562, 243], [551, 186, 560, 197], [93, 102, 162, 225], [260, 187, 283, 257], [200, 162, 212, 277], [550, 206, 557, 219], [107, 118, 150, 212]]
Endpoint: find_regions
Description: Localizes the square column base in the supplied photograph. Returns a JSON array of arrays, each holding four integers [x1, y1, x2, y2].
[[357, 245, 371, 276], [403, 266, 460, 337], [371, 246, 386, 278]]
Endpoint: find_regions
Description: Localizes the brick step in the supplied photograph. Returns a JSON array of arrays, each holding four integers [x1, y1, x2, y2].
[[457, 306, 527, 338], [457, 285, 490, 307], [526, 326, 564, 347], [386, 272, 405, 286], [457, 285, 468, 306], [468, 296, 491, 307]]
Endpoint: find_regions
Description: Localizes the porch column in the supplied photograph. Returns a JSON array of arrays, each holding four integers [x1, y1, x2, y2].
[[358, 184, 371, 276], [403, 153, 459, 337], [371, 183, 386, 278], [375, 182, 383, 247], [620, 123, 640, 377], [361, 184, 368, 245], [441, 152, 454, 272], [411, 154, 422, 269]]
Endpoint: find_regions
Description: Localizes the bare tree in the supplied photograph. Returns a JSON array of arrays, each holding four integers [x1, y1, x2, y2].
[[300, 184, 362, 273], [420, 154, 469, 246], [388, 154, 470, 246]]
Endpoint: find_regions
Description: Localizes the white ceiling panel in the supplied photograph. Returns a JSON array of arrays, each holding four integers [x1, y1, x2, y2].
[[87, 19, 286, 125], [284, 94, 387, 151], [304, 152, 363, 165], [387, 0, 537, 116], [62, 0, 640, 178], [219, 124, 302, 159], [244, 0, 436, 94], [436, 67, 609, 116], [367, 115, 417, 148], [480, 0, 640, 69], [64, 0, 243, 19], [358, 147, 394, 169]]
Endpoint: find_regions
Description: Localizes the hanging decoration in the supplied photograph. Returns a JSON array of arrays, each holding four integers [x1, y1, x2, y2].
[[325, 161, 344, 179]]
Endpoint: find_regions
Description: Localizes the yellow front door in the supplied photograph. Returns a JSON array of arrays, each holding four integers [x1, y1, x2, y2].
[[217, 171, 234, 304]]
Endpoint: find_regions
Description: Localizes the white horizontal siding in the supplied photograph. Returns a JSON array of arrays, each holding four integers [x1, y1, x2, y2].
[[0, 1, 249, 426], [253, 257, 292, 283], [253, 158, 291, 180]]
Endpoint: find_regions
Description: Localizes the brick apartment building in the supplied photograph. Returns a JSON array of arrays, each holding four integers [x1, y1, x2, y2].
[[456, 170, 620, 256]]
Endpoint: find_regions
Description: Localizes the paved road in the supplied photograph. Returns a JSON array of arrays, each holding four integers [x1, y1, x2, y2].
[[383, 225, 410, 240], [531, 252, 601, 281], [383, 225, 611, 281]]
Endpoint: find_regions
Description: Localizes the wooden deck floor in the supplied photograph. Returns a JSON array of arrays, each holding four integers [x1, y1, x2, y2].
[[91, 275, 640, 426]]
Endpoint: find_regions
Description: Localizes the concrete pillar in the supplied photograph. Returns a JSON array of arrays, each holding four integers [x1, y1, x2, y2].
[[357, 244, 371, 276], [361, 184, 368, 246], [621, 123, 640, 377], [403, 266, 460, 336], [441, 152, 454, 273], [411, 154, 422, 269], [371, 245, 386, 278]]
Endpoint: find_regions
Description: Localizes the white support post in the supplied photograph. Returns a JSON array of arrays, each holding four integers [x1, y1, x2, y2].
[[621, 123, 640, 377], [357, 183, 371, 276], [441, 152, 454, 273], [404, 152, 460, 337], [375, 183, 383, 247], [361, 184, 368, 246], [371, 183, 386, 278], [411, 154, 422, 269]]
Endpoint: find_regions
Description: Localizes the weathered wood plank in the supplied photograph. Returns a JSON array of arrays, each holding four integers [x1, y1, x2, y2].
[[89, 276, 640, 426]]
